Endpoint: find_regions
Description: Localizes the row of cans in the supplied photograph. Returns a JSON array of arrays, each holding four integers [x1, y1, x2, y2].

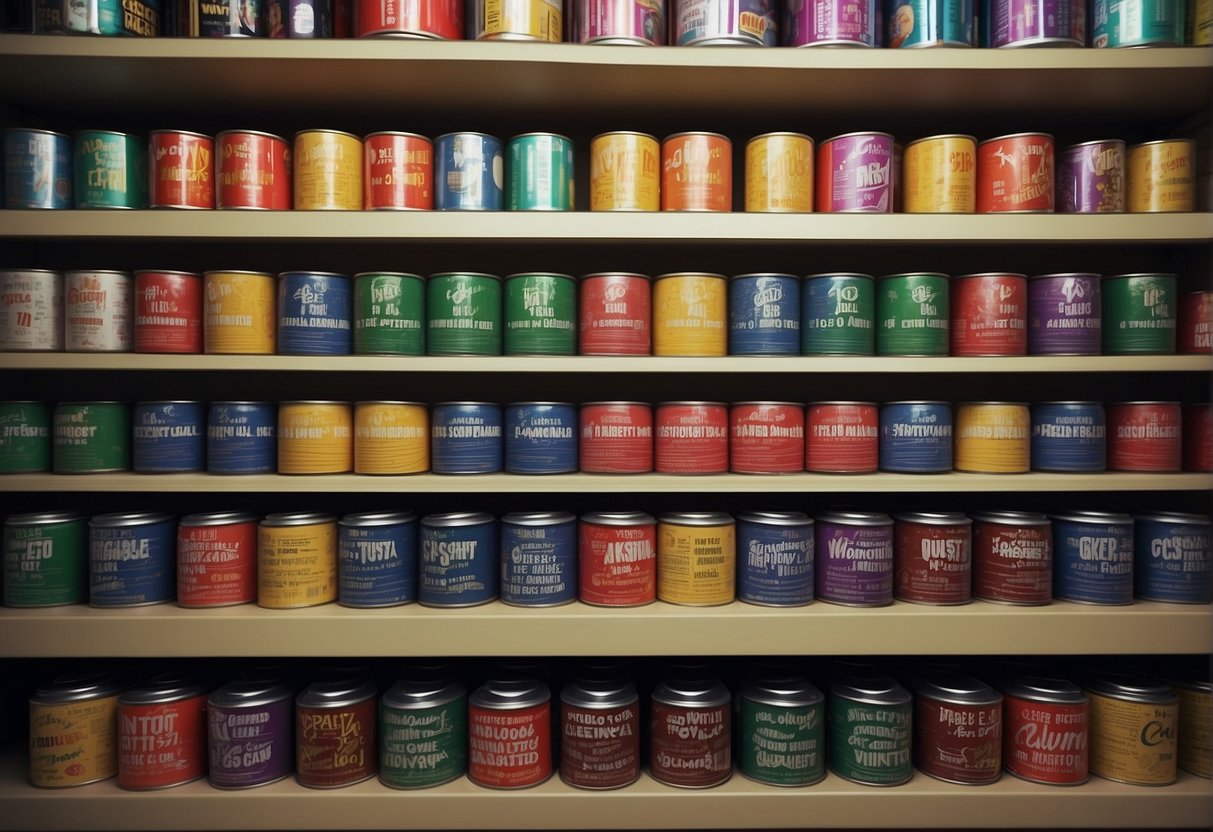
[[5, 127, 1197, 214], [4, 269, 1207, 358], [4, 507, 1209, 609]]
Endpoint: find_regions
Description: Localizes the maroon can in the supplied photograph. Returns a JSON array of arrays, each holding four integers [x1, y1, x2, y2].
[[655, 401, 728, 474], [650, 676, 731, 788], [148, 130, 215, 210], [295, 679, 378, 789], [579, 272, 651, 356], [950, 273, 1028, 357], [469, 679, 552, 790], [970, 511, 1051, 605], [363, 132, 433, 210], [355, 0, 463, 38], [912, 677, 1002, 785], [1107, 401, 1182, 473], [1178, 291, 1213, 354], [977, 133, 1054, 214], [134, 270, 203, 354], [730, 401, 805, 474], [1056, 140, 1125, 214], [579, 402, 653, 473], [893, 512, 973, 606], [1001, 676, 1089, 786], [216, 130, 292, 210], [807, 401, 878, 473], [1184, 403, 1212, 472], [560, 678, 641, 790]]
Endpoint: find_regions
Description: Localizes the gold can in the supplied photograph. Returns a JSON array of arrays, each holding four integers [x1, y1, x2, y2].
[[652, 272, 727, 357], [257, 512, 338, 609], [278, 400, 353, 474], [476, 0, 562, 40], [354, 400, 429, 475], [745, 132, 813, 213], [656, 512, 735, 606], [903, 134, 977, 214], [29, 675, 122, 788], [1188, 0, 1212, 45], [203, 270, 276, 355], [590, 131, 660, 211], [1087, 677, 1178, 786], [1128, 140, 1195, 213], [293, 129, 364, 211], [1177, 678, 1212, 778], [954, 402, 1029, 474]]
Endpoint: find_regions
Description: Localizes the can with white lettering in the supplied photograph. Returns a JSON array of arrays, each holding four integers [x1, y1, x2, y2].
[[737, 676, 824, 787], [1051, 511, 1134, 605], [971, 511, 1052, 605], [560, 678, 642, 790], [339, 512, 418, 608], [207, 402, 276, 474], [419, 512, 498, 607], [176, 512, 258, 608], [505, 402, 577, 474], [118, 675, 210, 790], [815, 511, 894, 606], [207, 680, 294, 789], [500, 512, 577, 607], [578, 511, 657, 606], [650, 675, 732, 788], [879, 401, 952, 473], [132, 401, 206, 473], [911, 676, 1002, 785], [828, 676, 912, 786], [735, 511, 814, 606], [1000, 676, 1089, 785], [1134, 512, 1210, 604], [0, 269, 62, 351], [379, 679, 468, 789], [468, 679, 553, 789], [431, 402, 504, 474], [893, 512, 972, 605], [89, 512, 175, 607], [1030, 402, 1106, 472]]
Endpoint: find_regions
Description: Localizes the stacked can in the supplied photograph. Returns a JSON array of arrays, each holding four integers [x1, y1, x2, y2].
[[1000, 676, 1089, 786], [177, 512, 259, 608], [1051, 511, 1134, 605], [295, 678, 378, 788], [807, 402, 879, 473], [736, 674, 825, 786], [730, 401, 805, 473], [1057, 141, 1125, 214], [879, 401, 952, 473], [277, 401, 353, 474], [435, 133, 504, 211], [970, 511, 1052, 605], [893, 512, 972, 605], [1085, 675, 1178, 786], [902, 135, 976, 213], [118, 675, 210, 790], [677, 0, 775, 43], [506, 133, 574, 211], [419, 512, 497, 607], [29, 674, 123, 788], [954, 402, 1030, 474], [363, 133, 433, 210], [53, 402, 131, 473], [353, 272, 426, 355], [215, 130, 292, 210], [649, 675, 732, 788], [133, 401, 205, 473], [277, 271, 353, 355], [1178, 291, 1213, 353], [505, 402, 577, 474], [203, 270, 277, 355], [1031, 402, 1106, 472], [258, 512, 338, 609], [207, 402, 276, 474], [579, 402, 653, 473], [339, 511, 418, 607], [293, 130, 362, 210], [657, 512, 735, 606], [65, 270, 132, 352]]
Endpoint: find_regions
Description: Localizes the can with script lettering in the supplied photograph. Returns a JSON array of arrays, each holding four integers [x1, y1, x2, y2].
[[1178, 291, 1213, 354], [912, 676, 1002, 784], [816, 132, 894, 212], [468, 679, 553, 789], [364, 132, 433, 210], [426, 272, 502, 355], [1184, 403, 1212, 472], [655, 401, 728, 474], [730, 401, 804, 474], [1102, 272, 1176, 355], [3, 511, 87, 607], [65, 269, 132, 352], [0, 269, 62, 351], [203, 270, 277, 354], [435, 132, 504, 210], [0, 400, 51, 474], [379, 678, 467, 789], [879, 401, 952, 473], [1106, 401, 1181, 472], [177, 512, 258, 608], [207, 402, 276, 474], [657, 512, 735, 605], [950, 272, 1027, 356], [801, 272, 875, 355], [118, 676, 210, 790], [1093, 0, 1183, 46], [505, 402, 577, 474], [504, 272, 576, 355], [590, 131, 660, 211], [501, 512, 577, 607], [353, 272, 426, 355], [258, 512, 337, 609], [661, 132, 731, 212], [354, 401, 428, 475], [893, 512, 972, 605], [828, 676, 912, 786], [1127, 139, 1194, 213], [1028, 273, 1101, 355], [1175, 672, 1212, 778], [215, 130, 292, 210], [954, 402, 1030, 474], [1134, 512, 1210, 604], [675, 0, 777, 44], [1057, 140, 1124, 214], [134, 270, 203, 354], [985, 0, 1085, 45], [578, 272, 650, 355], [1085, 675, 1177, 786], [806, 402, 878, 473], [339, 511, 418, 607], [744, 133, 813, 212], [578, 511, 657, 606], [29, 674, 123, 788], [89, 512, 176, 608], [355, 0, 463, 36], [737, 676, 824, 786], [293, 129, 362, 210], [419, 512, 498, 607], [971, 511, 1052, 605], [653, 272, 727, 356], [74, 130, 146, 209], [814, 511, 894, 606], [133, 401, 205, 473], [1031, 402, 1106, 472], [576, 0, 666, 42], [207, 680, 294, 789], [736, 510, 813, 606], [902, 134, 976, 213], [295, 679, 378, 789], [53, 402, 130, 474], [876, 272, 949, 356], [579, 402, 654, 473], [507, 133, 574, 211], [1000, 676, 1088, 785], [277, 271, 353, 355], [277, 400, 354, 474], [560, 677, 641, 789], [784, 0, 875, 44], [729, 272, 800, 355], [148, 130, 214, 210], [650, 675, 732, 787], [1051, 511, 1134, 605], [4, 128, 71, 209], [976, 133, 1054, 213], [431, 402, 503, 474]]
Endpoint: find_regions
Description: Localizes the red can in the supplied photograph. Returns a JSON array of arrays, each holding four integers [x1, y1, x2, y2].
[[729, 401, 805, 474], [650, 677, 731, 788], [977, 133, 1055, 213], [579, 272, 651, 356], [578, 512, 657, 607], [806, 401, 878, 473], [295, 679, 378, 789], [134, 270, 203, 354], [1001, 677, 1089, 786], [335, 0, 353, 35], [177, 512, 259, 608], [913, 677, 1002, 785], [560, 678, 641, 790], [469, 680, 552, 789], [655, 401, 728, 474], [579, 402, 653, 473], [1178, 291, 1213, 354], [950, 273, 1028, 357], [970, 511, 1051, 605], [1107, 401, 1182, 472], [355, 0, 463, 38], [216, 130, 292, 210], [148, 130, 215, 210], [1184, 403, 1211, 472], [893, 512, 973, 606], [118, 675, 209, 790], [363, 132, 433, 210]]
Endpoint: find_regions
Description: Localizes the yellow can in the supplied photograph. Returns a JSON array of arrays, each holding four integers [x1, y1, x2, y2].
[[745, 132, 813, 213], [1188, 0, 1212, 45], [657, 512, 735, 606], [354, 400, 429, 475], [652, 272, 727, 357], [590, 131, 660, 212], [1087, 678, 1178, 786], [203, 270, 276, 355], [29, 675, 121, 788], [294, 130, 364, 211], [476, 0, 562, 40], [954, 402, 1029, 474], [1177, 679, 1212, 778], [257, 512, 338, 609], [1128, 140, 1195, 213], [902, 134, 977, 214], [278, 400, 353, 474]]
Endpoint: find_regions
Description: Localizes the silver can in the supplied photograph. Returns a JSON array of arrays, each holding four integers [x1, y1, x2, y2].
[[0, 269, 63, 351], [576, 0, 666, 42], [65, 270, 132, 352], [674, 0, 777, 44]]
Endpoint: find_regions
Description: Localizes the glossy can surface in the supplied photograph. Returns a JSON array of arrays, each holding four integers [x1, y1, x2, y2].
[[589, 132, 660, 211], [354, 401, 428, 475], [505, 402, 577, 474], [0, 269, 62, 351], [468, 680, 553, 788], [1057, 140, 1125, 214], [893, 512, 972, 605], [577, 0, 666, 42], [277, 271, 353, 355], [207, 681, 294, 789], [814, 511, 894, 606], [203, 270, 277, 355], [661, 132, 731, 212], [177, 512, 259, 608], [879, 401, 952, 473], [1027, 273, 1101, 355], [1127, 140, 1194, 213], [207, 402, 276, 474], [355, 0, 463, 36], [0, 400, 51, 474], [473, 0, 563, 39], [1086, 676, 1177, 786], [426, 272, 502, 355], [1001, 677, 1089, 785], [277, 401, 354, 474], [74, 130, 146, 209], [578, 511, 657, 606], [293, 130, 362, 210], [886, 0, 974, 45], [1183, 403, 1211, 472], [1031, 402, 1106, 472], [828, 678, 912, 785], [295, 680, 378, 788], [65, 270, 132, 352], [1101, 273, 1176, 355], [419, 512, 498, 607], [579, 402, 653, 473], [133, 401, 205, 473], [53, 402, 130, 473], [902, 135, 976, 213], [435, 133, 504, 210], [1093, 0, 1183, 46], [148, 130, 214, 209], [976, 133, 1054, 213], [134, 270, 203, 354], [257, 512, 338, 609], [650, 677, 731, 788], [118, 680, 209, 790], [1134, 512, 1211, 604], [3, 512, 87, 607], [1106, 401, 1181, 472], [816, 132, 894, 213], [971, 511, 1052, 605], [1178, 291, 1213, 354], [655, 401, 728, 474], [784, 0, 874, 44], [89, 512, 176, 607], [1176, 676, 1212, 778], [954, 402, 1030, 474], [675, 0, 776, 44], [4, 129, 71, 209], [339, 511, 418, 607], [950, 272, 1027, 356], [379, 680, 467, 789], [730, 401, 804, 473], [806, 402, 878, 473], [504, 272, 576, 355], [215, 131, 292, 210], [431, 402, 503, 474], [801, 273, 875, 355], [736, 511, 814, 606], [986, 0, 1085, 45], [560, 678, 641, 789], [353, 272, 426, 355], [657, 512, 736, 605], [578, 272, 651, 354], [1051, 511, 1134, 605], [876, 272, 948, 356], [652, 272, 727, 356], [501, 512, 577, 606], [29, 675, 122, 788], [363, 132, 433, 210], [728, 273, 800, 355], [507, 133, 574, 211], [912, 677, 1002, 784], [744, 133, 813, 212], [737, 678, 824, 786]]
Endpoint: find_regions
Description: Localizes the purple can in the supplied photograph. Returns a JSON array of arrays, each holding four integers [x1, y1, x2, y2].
[[816, 132, 894, 213], [207, 680, 294, 789], [578, 0, 667, 43], [986, 0, 1085, 46], [783, 0, 877, 45], [1028, 273, 1101, 356], [1057, 141, 1124, 214], [814, 511, 894, 607]]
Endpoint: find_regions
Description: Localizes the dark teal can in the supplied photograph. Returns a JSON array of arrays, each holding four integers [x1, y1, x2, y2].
[[801, 273, 875, 355], [431, 402, 503, 474], [1094, 0, 1185, 45], [828, 676, 913, 786], [132, 401, 205, 473], [505, 402, 578, 474], [88, 511, 176, 607], [507, 133, 574, 211], [885, 0, 975, 46], [277, 271, 353, 355], [729, 273, 800, 356], [74, 130, 146, 209], [418, 512, 498, 607], [738, 676, 825, 786], [500, 511, 577, 607], [206, 402, 276, 474], [1134, 512, 1210, 604], [1030, 402, 1106, 472], [338, 511, 418, 608]]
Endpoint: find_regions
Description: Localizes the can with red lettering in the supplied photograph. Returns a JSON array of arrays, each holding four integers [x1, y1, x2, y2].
[[469, 679, 553, 789], [215, 130, 292, 210], [295, 678, 378, 788], [176, 512, 258, 608], [729, 401, 804, 473], [363, 132, 433, 210], [148, 130, 214, 210], [579, 402, 653, 473], [806, 402, 878, 473], [970, 511, 1052, 605], [950, 273, 1028, 356], [578, 272, 651, 355], [655, 401, 728, 474], [1178, 291, 1213, 354], [912, 676, 1002, 785], [1184, 403, 1211, 472], [1106, 401, 1182, 472], [578, 511, 657, 607], [976, 133, 1054, 213], [118, 674, 210, 790], [1000, 676, 1089, 786], [134, 270, 203, 354], [893, 512, 972, 605], [560, 677, 641, 790], [355, 0, 463, 37]]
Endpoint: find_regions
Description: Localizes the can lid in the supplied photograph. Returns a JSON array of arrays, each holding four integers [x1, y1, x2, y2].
[[910, 675, 1001, 706], [506, 402, 575, 408], [64, 270, 130, 278], [294, 128, 361, 141], [958, 401, 1029, 407], [502, 511, 576, 526], [504, 272, 575, 282], [652, 676, 730, 708], [1049, 511, 1133, 525], [422, 512, 495, 528], [134, 400, 204, 407], [656, 401, 728, 408], [297, 677, 378, 709], [1107, 401, 1180, 406], [891, 511, 972, 526], [1133, 512, 1210, 525], [745, 132, 812, 143], [815, 511, 892, 527], [1032, 401, 1102, 407], [999, 675, 1086, 704], [278, 271, 349, 280], [561, 678, 639, 709], [209, 679, 294, 709], [1130, 139, 1194, 149], [148, 129, 211, 140], [382, 678, 466, 710], [809, 400, 877, 408], [180, 511, 259, 527], [1062, 139, 1126, 151], [579, 272, 651, 281], [261, 512, 337, 526], [470, 678, 551, 710], [133, 269, 201, 278], [879, 272, 949, 281], [968, 510, 1050, 525], [32, 672, 124, 704], [340, 511, 418, 527], [731, 401, 804, 409], [979, 132, 1054, 143], [279, 400, 349, 407], [904, 134, 977, 148], [353, 271, 426, 280], [74, 129, 136, 139], [89, 511, 174, 528], [362, 132, 431, 142], [954, 272, 1028, 281], [654, 272, 727, 282], [729, 273, 797, 281], [1103, 273, 1178, 281], [4, 127, 69, 139], [120, 673, 210, 705], [663, 131, 730, 142], [203, 270, 275, 278], [804, 272, 874, 281], [734, 510, 812, 527], [434, 131, 501, 142], [5, 511, 85, 527], [581, 401, 651, 408], [1172, 671, 1213, 694], [740, 676, 823, 708], [1085, 673, 1177, 704], [579, 511, 656, 526], [823, 131, 895, 143], [591, 130, 657, 142], [830, 676, 910, 706], [433, 401, 501, 409], [658, 512, 735, 527], [882, 401, 951, 406], [355, 401, 426, 408], [56, 401, 126, 407], [429, 272, 502, 281], [216, 129, 287, 142]]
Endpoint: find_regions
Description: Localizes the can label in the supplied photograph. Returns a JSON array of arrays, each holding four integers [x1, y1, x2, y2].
[[879, 402, 952, 473], [1178, 291, 1213, 354], [561, 701, 641, 789], [737, 518, 813, 606], [340, 519, 417, 607], [1057, 141, 1125, 214], [1178, 686, 1212, 777], [661, 134, 731, 212], [650, 701, 731, 787], [30, 695, 120, 787], [148, 131, 214, 209], [590, 132, 660, 211], [977, 134, 1054, 213], [894, 519, 971, 605], [1031, 402, 1106, 473], [817, 134, 893, 213], [785, 0, 874, 43], [579, 273, 650, 355], [435, 134, 504, 211], [988, 0, 1084, 45], [215, 131, 292, 211], [197, 0, 261, 33], [66, 271, 132, 352], [0, 270, 62, 351], [655, 403, 728, 474], [0, 401, 52, 474], [1088, 692, 1177, 785], [53, 402, 130, 473], [1053, 516, 1133, 604], [3, 516, 87, 607], [353, 273, 425, 355], [504, 403, 576, 475], [887, 0, 973, 44], [807, 403, 878, 473], [204, 271, 276, 355], [119, 694, 208, 789], [728, 274, 800, 356], [676, 0, 776, 44], [950, 274, 1027, 356], [504, 273, 576, 355], [1189, 0, 1212, 42], [380, 698, 467, 788], [469, 703, 552, 788], [915, 695, 1001, 784], [578, 518, 657, 606], [657, 520, 735, 605], [258, 520, 338, 609], [1102, 274, 1176, 355], [355, 0, 463, 36], [501, 518, 577, 606], [364, 133, 433, 210], [297, 698, 377, 788], [1028, 274, 1101, 355], [133, 402, 206, 473], [507, 134, 574, 211], [653, 274, 727, 356], [294, 131, 362, 210], [478, 0, 562, 38], [354, 402, 428, 475], [744, 134, 813, 213], [431, 403, 503, 474], [420, 520, 498, 606], [579, 404, 653, 473], [1184, 404, 1212, 472], [828, 694, 911, 785], [1094, 0, 1183, 46], [1107, 402, 1181, 472], [278, 402, 353, 474], [1003, 693, 1088, 784], [877, 273, 948, 356], [738, 697, 824, 786], [579, 0, 665, 42], [1128, 141, 1194, 212], [208, 698, 293, 788], [277, 272, 353, 356], [207, 403, 276, 474], [75, 131, 146, 209], [801, 274, 875, 355], [178, 519, 258, 608], [815, 519, 893, 606], [135, 271, 203, 354], [90, 518, 175, 607], [903, 136, 976, 213], [972, 517, 1052, 604], [4, 130, 72, 209], [730, 403, 804, 474], [954, 402, 1030, 474], [427, 273, 502, 355], [1135, 516, 1211, 604]]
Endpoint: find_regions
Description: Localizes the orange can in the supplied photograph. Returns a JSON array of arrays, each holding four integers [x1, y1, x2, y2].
[[354, 400, 429, 475], [661, 132, 732, 212], [278, 400, 353, 474], [652, 272, 727, 356], [203, 270, 276, 355], [293, 129, 363, 210], [590, 131, 660, 211], [976, 133, 1054, 213], [1128, 140, 1195, 213], [744, 132, 813, 213], [903, 134, 976, 214]]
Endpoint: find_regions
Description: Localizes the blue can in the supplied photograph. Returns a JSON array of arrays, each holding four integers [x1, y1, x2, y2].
[[435, 132, 504, 211], [207, 401, 276, 474], [419, 512, 498, 607], [729, 273, 801, 356], [505, 402, 578, 474], [1031, 402, 1106, 473], [132, 401, 205, 473], [879, 401, 952, 473], [1051, 511, 1134, 605], [4, 128, 72, 209], [431, 402, 503, 474], [88, 511, 175, 607], [736, 511, 815, 607], [1134, 513, 1211, 604], [276, 271, 353, 356], [885, 0, 974, 47], [500, 511, 577, 607], [338, 511, 419, 608]]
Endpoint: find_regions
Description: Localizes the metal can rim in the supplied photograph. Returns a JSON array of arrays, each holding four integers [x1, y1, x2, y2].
[[663, 131, 730, 142], [579, 511, 656, 526], [1107, 401, 1180, 406], [809, 401, 877, 407], [279, 400, 351, 407], [506, 402, 575, 408], [353, 271, 426, 280], [470, 679, 550, 709], [340, 511, 418, 527], [5, 511, 86, 526], [422, 512, 495, 527], [32, 674, 125, 704], [1050, 511, 1133, 524], [999, 676, 1087, 703], [729, 273, 797, 280], [355, 401, 427, 407], [429, 272, 501, 281], [739, 679, 823, 707], [1029, 272, 1101, 281], [804, 272, 874, 281], [504, 272, 575, 282], [294, 129, 361, 141], [592, 131, 658, 142], [654, 272, 728, 282], [75, 129, 138, 139], [203, 270, 275, 278], [209, 401, 275, 407], [746, 132, 812, 144], [180, 511, 259, 527], [1103, 273, 1178, 281], [879, 272, 949, 281], [954, 272, 1028, 281], [134, 400, 204, 407], [1085, 675, 1177, 704], [732, 401, 804, 408], [1032, 401, 1103, 407], [959, 401, 1029, 407], [434, 132, 502, 142], [148, 129, 212, 141], [1133, 512, 1210, 525], [363, 131, 432, 142], [508, 132, 573, 142], [656, 401, 728, 408], [120, 679, 210, 705], [261, 512, 337, 526], [278, 271, 349, 280], [658, 512, 735, 526], [822, 131, 895, 143], [651, 678, 730, 708], [216, 129, 287, 142], [5, 127, 70, 139], [65, 270, 130, 278], [502, 511, 577, 526], [882, 400, 951, 406], [1062, 139, 1126, 152], [979, 132, 1054, 144], [133, 270, 201, 279], [911, 676, 1001, 706], [830, 678, 911, 705], [969, 510, 1050, 525], [580, 272, 651, 281], [581, 401, 651, 408], [1129, 139, 1195, 149], [734, 510, 812, 526], [382, 679, 466, 709], [892, 511, 972, 525], [815, 511, 893, 526], [297, 679, 378, 708], [561, 679, 640, 708], [0, 268, 61, 276], [89, 511, 174, 527]]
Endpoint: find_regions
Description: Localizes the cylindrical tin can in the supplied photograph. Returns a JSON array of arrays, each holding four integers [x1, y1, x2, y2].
[[505, 402, 577, 474], [354, 401, 429, 475], [431, 402, 503, 474], [89, 512, 176, 607], [1101, 273, 1176, 355], [828, 677, 912, 786], [203, 270, 277, 355], [74, 130, 146, 209], [1176, 674, 1212, 778], [950, 272, 1027, 356], [661, 132, 731, 212], [65, 269, 132, 353], [1178, 291, 1213, 354], [53, 402, 130, 474], [1106, 401, 1181, 472], [560, 678, 641, 790], [1031, 402, 1106, 472], [893, 512, 972, 605], [504, 272, 576, 355], [434, 132, 503, 210], [1094, 0, 1183, 46], [177, 512, 258, 608], [277, 400, 354, 474], [293, 129, 362, 210], [1134, 512, 1211, 604], [147, 130, 214, 210], [363, 132, 433, 210], [876, 272, 949, 356], [655, 401, 728, 474], [971, 511, 1052, 605], [976, 133, 1054, 213], [506, 133, 574, 211], [133, 401, 205, 474], [1127, 140, 1195, 213], [426, 272, 502, 355], [986, 0, 1085, 45], [3, 512, 87, 607], [339, 511, 418, 607], [1001, 676, 1088, 785], [215, 130, 292, 210], [419, 512, 498, 607], [1188, 0, 1212, 42], [1184, 403, 1212, 472], [650, 676, 731, 788], [576, 0, 666, 42], [355, 0, 463, 36], [277, 271, 353, 355], [736, 511, 814, 606], [258, 513, 337, 609], [353, 272, 426, 355], [902, 134, 976, 213], [118, 677, 209, 790], [886, 0, 975, 45], [134, 270, 203, 354], [29, 675, 122, 788], [1086, 675, 1177, 786], [379, 679, 467, 789], [4, 128, 72, 209], [473, 0, 563, 39], [800, 272, 875, 355], [652, 272, 727, 356], [207, 680, 294, 789], [197, 0, 262, 34], [295, 679, 378, 788], [579, 402, 653, 473], [783, 0, 873, 43], [589, 131, 660, 211], [1057, 140, 1125, 214], [1051, 511, 1134, 605], [675, 0, 776, 43], [501, 512, 577, 607], [1027, 272, 1101, 355], [816, 132, 894, 213], [729, 401, 804, 474], [879, 401, 952, 473], [954, 401, 1030, 474], [912, 676, 1001, 785], [578, 272, 650, 355], [207, 402, 276, 474], [468, 679, 553, 789], [0, 400, 51, 474], [578, 511, 657, 606], [0, 269, 62, 351], [657, 512, 736, 606], [814, 511, 894, 606], [728, 273, 800, 355], [737, 677, 824, 786], [806, 401, 878, 473], [744, 133, 813, 213]]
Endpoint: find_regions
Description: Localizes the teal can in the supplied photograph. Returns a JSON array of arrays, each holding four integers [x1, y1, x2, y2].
[[0, 401, 51, 473], [828, 676, 913, 786], [886, 0, 975, 46], [426, 272, 502, 356], [877, 272, 950, 356], [2, 512, 88, 607], [738, 676, 826, 787], [52, 401, 131, 473], [353, 272, 426, 355], [507, 133, 575, 211], [1102, 273, 1177, 355], [74, 130, 146, 209], [1094, 0, 1185, 46], [504, 272, 577, 355], [801, 273, 876, 355]]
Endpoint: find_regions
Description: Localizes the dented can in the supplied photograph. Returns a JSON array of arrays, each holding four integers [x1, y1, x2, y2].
[[578, 272, 651, 354], [735, 510, 814, 606], [215, 130, 292, 210], [949, 272, 1027, 356], [468, 679, 553, 788], [1028, 272, 1101, 355], [744, 132, 813, 212], [1000, 676, 1089, 785], [578, 511, 657, 606], [816, 132, 894, 213], [971, 511, 1052, 605], [1085, 675, 1177, 786], [657, 512, 736, 606], [363, 132, 433, 210], [579, 402, 653, 473], [655, 401, 728, 474], [1127, 139, 1195, 213], [1057, 140, 1125, 214], [650, 676, 732, 787], [977, 133, 1054, 213], [207, 680, 294, 789], [295, 679, 378, 788], [661, 132, 731, 212], [589, 131, 660, 211], [893, 512, 972, 605], [1106, 401, 1181, 472], [177, 512, 259, 608], [729, 401, 805, 474], [1051, 511, 1134, 605], [147, 130, 214, 210], [902, 134, 976, 213], [560, 678, 641, 789], [912, 676, 1002, 784], [118, 676, 210, 790]]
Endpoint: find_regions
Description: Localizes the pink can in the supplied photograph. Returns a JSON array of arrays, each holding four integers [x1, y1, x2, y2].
[[580, 402, 654, 473], [655, 401, 728, 474], [576, 0, 666, 43], [782, 0, 876, 46], [815, 132, 894, 213], [807, 401, 878, 473]]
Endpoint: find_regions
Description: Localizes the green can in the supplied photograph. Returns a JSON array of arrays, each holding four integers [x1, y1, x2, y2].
[[504, 272, 577, 356], [877, 272, 950, 356], [801, 273, 876, 355], [74, 130, 146, 209], [3, 512, 88, 607], [738, 677, 826, 787], [1102, 273, 1177, 355], [0, 401, 51, 474], [507, 133, 575, 211], [379, 679, 467, 789], [52, 402, 131, 474], [426, 272, 502, 356], [353, 272, 426, 356], [827, 676, 913, 786]]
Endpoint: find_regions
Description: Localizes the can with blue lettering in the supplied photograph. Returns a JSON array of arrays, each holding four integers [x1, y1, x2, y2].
[[1134, 512, 1211, 604], [89, 512, 176, 607], [505, 402, 578, 474], [277, 271, 353, 355], [339, 511, 419, 608], [736, 511, 815, 607], [419, 512, 498, 607], [1051, 511, 1134, 605], [435, 133, 504, 211], [879, 401, 952, 473], [4, 128, 72, 209], [728, 273, 800, 356], [507, 133, 574, 211], [431, 402, 504, 474], [500, 511, 577, 607], [206, 402, 276, 474], [1030, 402, 1106, 473], [132, 401, 206, 474]]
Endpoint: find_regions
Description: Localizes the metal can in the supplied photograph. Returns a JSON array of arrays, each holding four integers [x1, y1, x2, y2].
[[657, 512, 736, 606], [578, 272, 651, 355], [435, 132, 503, 210], [379, 679, 467, 789], [29, 674, 122, 788], [879, 401, 952, 473], [203, 270, 277, 355], [1057, 140, 1125, 214], [363, 132, 433, 210], [197, 0, 263, 33], [1001, 676, 1088, 785], [1094, 0, 1183, 45], [655, 401, 728, 474], [89, 512, 176, 607], [258, 512, 337, 609], [1184, 403, 1212, 472], [560, 678, 641, 789], [954, 402, 1030, 474], [976, 133, 1054, 213], [177, 512, 259, 608], [277, 271, 353, 355], [576, 0, 665, 41], [828, 676, 912, 786], [1189, 0, 1212, 41], [353, 272, 426, 355], [505, 402, 577, 474], [876, 272, 948, 356], [295, 679, 378, 788], [1086, 675, 1177, 786], [912, 676, 1002, 785], [736, 676, 824, 786], [800, 272, 875, 355], [504, 272, 576, 355], [950, 272, 1027, 356], [1101, 272, 1176, 355], [507, 133, 574, 211], [133, 401, 205, 473], [265, 0, 334, 37], [886, 0, 974, 45], [784, 0, 875, 44], [893, 512, 972, 605], [1051, 511, 1134, 605], [578, 511, 657, 606], [650, 676, 731, 787], [816, 132, 893, 212], [147, 130, 214, 210], [1031, 402, 1106, 472], [74, 130, 146, 209], [3, 511, 87, 607], [426, 272, 502, 355], [589, 131, 660, 211], [53, 401, 130, 474], [744, 133, 813, 212], [469, 679, 553, 788], [207, 680, 294, 789], [661, 132, 731, 212], [207, 402, 276, 474], [419, 512, 498, 607], [277, 400, 354, 474], [1134, 512, 1210, 604], [4, 128, 71, 209], [134, 270, 203, 354], [0, 400, 51, 474], [814, 511, 894, 606], [431, 402, 503, 474], [806, 401, 878, 473], [902, 134, 976, 213], [0, 269, 62, 351], [339, 511, 418, 607], [1175, 673, 1212, 778], [355, 0, 463, 36], [579, 402, 653, 473], [736, 510, 813, 606], [1128, 139, 1195, 213], [729, 401, 804, 474], [675, 0, 776, 43], [354, 401, 429, 475], [986, 0, 1085, 44], [1178, 291, 1213, 354], [293, 129, 362, 210], [971, 511, 1052, 605], [1028, 273, 1101, 355], [118, 676, 209, 790], [652, 272, 727, 356], [728, 273, 800, 355], [65, 269, 132, 352], [215, 130, 292, 210], [473, 0, 563, 38], [1106, 401, 1181, 472], [501, 512, 577, 607]]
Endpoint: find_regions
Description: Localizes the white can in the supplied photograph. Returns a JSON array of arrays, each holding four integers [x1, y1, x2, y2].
[[65, 270, 132, 352], [0, 269, 63, 351]]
